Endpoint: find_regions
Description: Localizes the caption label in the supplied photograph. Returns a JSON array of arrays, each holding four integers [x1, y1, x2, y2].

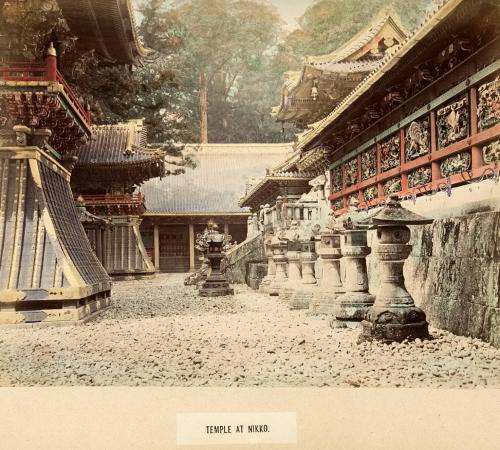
[[176, 411, 297, 446]]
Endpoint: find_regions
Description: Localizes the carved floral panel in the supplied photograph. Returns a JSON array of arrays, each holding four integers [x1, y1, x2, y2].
[[332, 198, 344, 211], [482, 140, 499, 164], [477, 76, 500, 131], [408, 166, 432, 188], [440, 151, 471, 177], [347, 193, 359, 207], [383, 177, 402, 195], [380, 134, 400, 172], [344, 158, 358, 186], [436, 96, 468, 148], [363, 185, 378, 202], [331, 167, 343, 192], [405, 117, 430, 161], [361, 147, 377, 180]]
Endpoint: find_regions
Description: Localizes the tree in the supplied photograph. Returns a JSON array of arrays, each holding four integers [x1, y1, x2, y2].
[[164, 0, 284, 143]]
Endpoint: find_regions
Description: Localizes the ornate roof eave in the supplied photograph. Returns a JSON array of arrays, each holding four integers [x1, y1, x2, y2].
[[239, 174, 315, 208], [269, 149, 301, 174], [296, 146, 331, 173], [296, 0, 464, 152], [305, 11, 407, 66]]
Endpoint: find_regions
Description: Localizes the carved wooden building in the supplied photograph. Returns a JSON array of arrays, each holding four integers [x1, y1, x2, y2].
[[245, 0, 500, 346], [140, 144, 292, 272], [69, 120, 162, 280], [292, 0, 499, 215]]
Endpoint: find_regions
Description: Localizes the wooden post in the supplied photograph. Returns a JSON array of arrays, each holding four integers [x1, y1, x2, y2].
[[199, 70, 208, 144], [357, 154, 362, 204], [469, 87, 483, 172], [189, 223, 195, 272], [400, 128, 408, 192], [430, 111, 440, 187], [376, 143, 384, 199], [153, 224, 160, 270], [224, 223, 229, 237]]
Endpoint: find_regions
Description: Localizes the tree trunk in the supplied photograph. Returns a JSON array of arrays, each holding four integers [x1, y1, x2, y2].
[[199, 69, 208, 144]]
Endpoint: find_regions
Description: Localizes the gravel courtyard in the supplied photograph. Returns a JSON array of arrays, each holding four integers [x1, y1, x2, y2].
[[0, 274, 499, 387]]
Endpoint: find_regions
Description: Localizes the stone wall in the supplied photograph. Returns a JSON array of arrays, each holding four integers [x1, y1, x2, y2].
[[222, 233, 265, 284], [366, 211, 499, 348]]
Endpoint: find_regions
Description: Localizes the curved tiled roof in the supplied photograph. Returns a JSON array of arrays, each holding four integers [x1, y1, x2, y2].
[[139, 143, 293, 214]]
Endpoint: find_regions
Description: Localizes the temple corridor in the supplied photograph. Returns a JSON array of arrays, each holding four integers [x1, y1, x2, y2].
[[0, 274, 499, 388]]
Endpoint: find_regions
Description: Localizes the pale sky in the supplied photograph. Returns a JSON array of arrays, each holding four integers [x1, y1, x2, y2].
[[267, 0, 314, 30], [133, 1, 314, 31]]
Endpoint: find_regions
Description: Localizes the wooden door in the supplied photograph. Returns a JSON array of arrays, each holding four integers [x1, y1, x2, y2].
[[159, 225, 190, 272]]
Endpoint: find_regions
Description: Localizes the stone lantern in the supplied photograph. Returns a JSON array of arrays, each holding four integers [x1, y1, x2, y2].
[[359, 195, 433, 343], [289, 226, 319, 310], [269, 227, 289, 296], [199, 223, 234, 297], [309, 212, 344, 316], [279, 221, 302, 301], [331, 199, 374, 328], [259, 234, 276, 293]]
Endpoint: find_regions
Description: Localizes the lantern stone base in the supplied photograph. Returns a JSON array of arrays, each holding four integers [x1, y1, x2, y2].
[[259, 277, 272, 293], [289, 285, 317, 310], [308, 291, 343, 316], [331, 291, 375, 326], [358, 305, 430, 343], [199, 275, 234, 297], [269, 280, 286, 296], [278, 284, 299, 302]]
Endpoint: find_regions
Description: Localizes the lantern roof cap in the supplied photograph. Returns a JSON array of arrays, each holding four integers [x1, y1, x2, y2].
[[363, 195, 434, 226]]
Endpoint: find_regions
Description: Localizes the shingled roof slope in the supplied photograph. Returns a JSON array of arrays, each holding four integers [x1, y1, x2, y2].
[[69, 119, 159, 166], [140, 144, 293, 214]]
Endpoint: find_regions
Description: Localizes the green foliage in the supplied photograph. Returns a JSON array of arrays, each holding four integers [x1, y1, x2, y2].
[[154, 0, 287, 143]]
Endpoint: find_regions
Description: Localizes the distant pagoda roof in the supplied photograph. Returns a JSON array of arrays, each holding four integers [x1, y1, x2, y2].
[[69, 119, 166, 188], [56, 0, 146, 65], [273, 10, 407, 128]]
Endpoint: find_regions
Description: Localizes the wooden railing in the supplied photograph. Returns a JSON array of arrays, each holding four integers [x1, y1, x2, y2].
[[1, 60, 92, 126]]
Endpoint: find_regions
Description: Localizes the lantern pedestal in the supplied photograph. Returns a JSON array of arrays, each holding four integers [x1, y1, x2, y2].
[[309, 228, 344, 316], [199, 229, 234, 297], [268, 233, 288, 296], [279, 248, 301, 301], [289, 240, 317, 310], [331, 229, 374, 328], [259, 236, 275, 293], [359, 196, 432, 343]]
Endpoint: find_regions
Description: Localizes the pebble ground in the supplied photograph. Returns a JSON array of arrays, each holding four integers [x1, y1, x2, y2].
[[0, 274, 499, 387]]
